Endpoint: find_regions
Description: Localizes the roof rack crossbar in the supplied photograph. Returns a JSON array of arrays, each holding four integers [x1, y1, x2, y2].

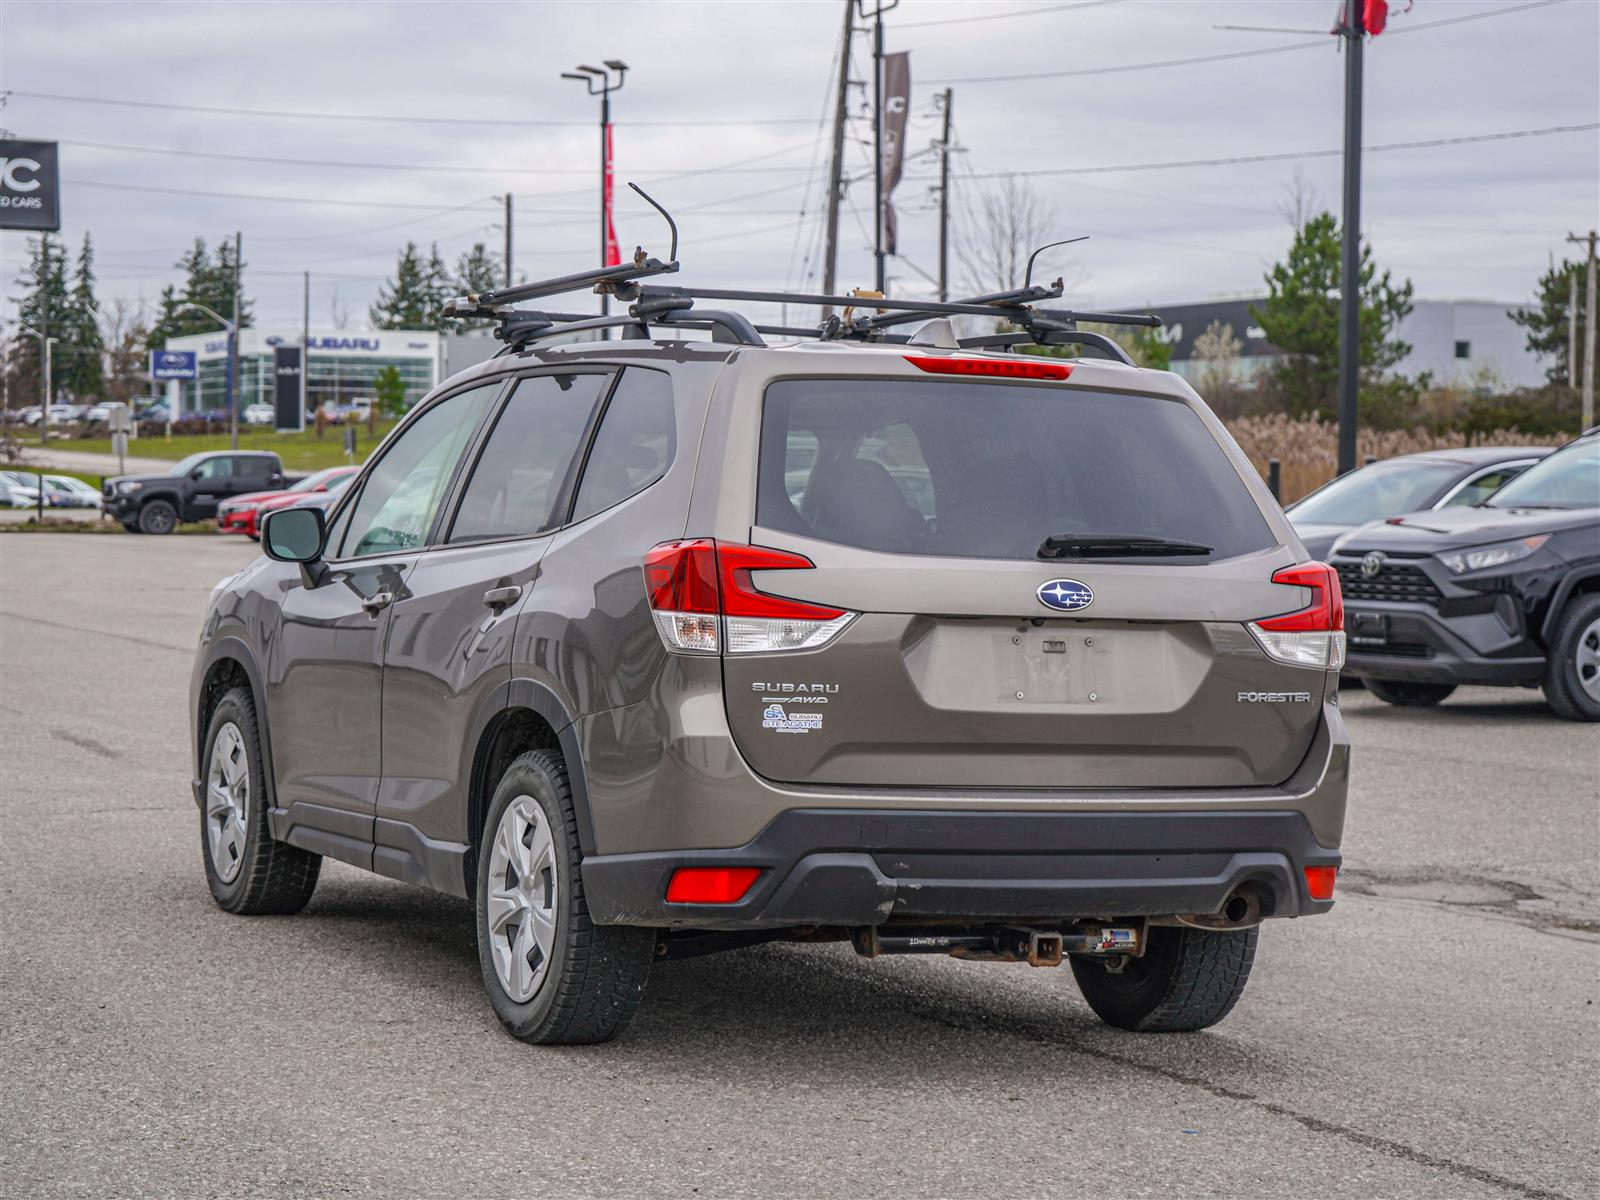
[[854, 282, 1065, 332], [445, 254, 680, 318]]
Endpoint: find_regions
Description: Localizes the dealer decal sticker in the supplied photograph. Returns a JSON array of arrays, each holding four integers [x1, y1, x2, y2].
[[762, 703, 823, 734]]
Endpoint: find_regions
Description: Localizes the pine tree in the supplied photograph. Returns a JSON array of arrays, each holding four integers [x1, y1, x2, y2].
[[62, 233, 105, 400], [6, 234, 71, 403], [450, 242, 502, 331], [370, 242, 435, 329], [424, 243, 452, 331], [1509, 259, 1588, 387], [1252, 211, 1415, 419], [147, 236, 253, 349]]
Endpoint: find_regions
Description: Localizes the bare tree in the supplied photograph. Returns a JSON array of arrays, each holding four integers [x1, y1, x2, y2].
[[1192, 319, 1243, 398], [956, 174, 1077, 295], [98, 298, 152, 404], [329, 288, 351, 330], [1278, 168, 1321, 233]]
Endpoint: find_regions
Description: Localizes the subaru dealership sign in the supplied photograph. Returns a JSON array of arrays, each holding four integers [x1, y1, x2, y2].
[[149, 350, 198, 380]]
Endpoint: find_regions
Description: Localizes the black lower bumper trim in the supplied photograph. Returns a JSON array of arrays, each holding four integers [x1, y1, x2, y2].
[[582, 809, 1340, 930]]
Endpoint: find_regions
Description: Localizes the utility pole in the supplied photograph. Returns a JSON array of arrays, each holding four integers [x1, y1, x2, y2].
[[229, 230, 242, 450], [820, 0, 854, 317], [1335, 3, 1365, 476], [865, 0, 888, 293], [936, 87, 953, 303], [504, 194, 514, 288], [1568, 230, 1597, 428]]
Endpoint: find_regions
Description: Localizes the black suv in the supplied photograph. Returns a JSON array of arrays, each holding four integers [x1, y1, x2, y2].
[[105, 451, 289, 534], [1334, 429, 1600, 719], [189, 259, 1350, 1045]]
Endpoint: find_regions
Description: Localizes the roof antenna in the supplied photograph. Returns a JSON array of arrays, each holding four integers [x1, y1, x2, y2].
[[1024, 236, 1089, 289], [628, 182, 678, 263]]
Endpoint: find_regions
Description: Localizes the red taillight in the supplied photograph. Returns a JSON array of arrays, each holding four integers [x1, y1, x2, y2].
[[1305, 865, 1338, 901], [1256, 562, 1344, 632], [643, 538, 720, 613], [665, 866, 761, 904], [715, 543, 846, 620], [904, 355, 1072, 381]]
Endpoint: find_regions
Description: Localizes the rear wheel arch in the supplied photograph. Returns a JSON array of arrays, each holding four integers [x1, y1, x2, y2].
[[466, 683, 595, 892]]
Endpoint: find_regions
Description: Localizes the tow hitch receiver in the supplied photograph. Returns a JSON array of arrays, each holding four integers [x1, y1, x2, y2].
[[851, 923, 1141, 967]]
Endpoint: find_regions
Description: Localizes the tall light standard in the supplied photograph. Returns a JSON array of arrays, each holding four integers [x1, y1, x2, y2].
[[16, 320, 56, 521], [561, 60, 628, 332], [176, 301, 240, 450]]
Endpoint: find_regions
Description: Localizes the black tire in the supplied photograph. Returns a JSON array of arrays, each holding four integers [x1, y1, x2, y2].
[[201, 686, 321, 914], [475, 750, 654, 1046], [1364, 678, 1456, 707], [138, 498, 179, 535], [1541, 593, 1600, 722], [120, 520, 142, 534], [1070, 925, 1258, 1032]]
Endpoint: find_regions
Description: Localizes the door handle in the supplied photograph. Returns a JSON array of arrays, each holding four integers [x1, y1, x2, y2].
[[361, 591, 394, 615], [482, 585, 523, 612]]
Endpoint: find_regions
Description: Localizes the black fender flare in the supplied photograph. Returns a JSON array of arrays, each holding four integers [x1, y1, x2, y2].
[[194, 634, 276, 809], [461, 677, 598, 859], [1540, 568, 1600, 645]]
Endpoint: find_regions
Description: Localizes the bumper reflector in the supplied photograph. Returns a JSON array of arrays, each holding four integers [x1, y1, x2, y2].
[[665, 866, 761, 904], [1304, 865, 1338, 901]]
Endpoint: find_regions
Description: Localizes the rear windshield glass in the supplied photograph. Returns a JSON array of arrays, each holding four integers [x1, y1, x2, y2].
[[758, 379, 1275, 561]]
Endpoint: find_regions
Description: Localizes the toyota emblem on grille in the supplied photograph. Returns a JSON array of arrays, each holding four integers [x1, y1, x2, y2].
[[1036, 578, 1094, 612], [1360, 552, 1385, 578]]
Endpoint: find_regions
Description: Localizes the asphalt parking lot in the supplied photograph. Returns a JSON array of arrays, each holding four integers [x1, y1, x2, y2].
[[1, 533, 1595, 1199]]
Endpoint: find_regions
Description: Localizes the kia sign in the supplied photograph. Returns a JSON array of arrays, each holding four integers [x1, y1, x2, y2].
[[0, 139, 61, 232], [150, 350, 198, 380]]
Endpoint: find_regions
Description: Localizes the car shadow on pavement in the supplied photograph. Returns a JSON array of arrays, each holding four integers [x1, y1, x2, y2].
[[291, 871, 1290, 1089]]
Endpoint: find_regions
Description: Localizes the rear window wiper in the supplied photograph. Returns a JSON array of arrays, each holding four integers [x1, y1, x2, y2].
[[1037, 534, 1214, 559]]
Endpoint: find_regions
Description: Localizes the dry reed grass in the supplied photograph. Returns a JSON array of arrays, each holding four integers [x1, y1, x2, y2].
[[1224, 414, 1562, 503]]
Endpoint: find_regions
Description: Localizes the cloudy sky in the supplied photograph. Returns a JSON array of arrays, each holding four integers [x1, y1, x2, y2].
[[2, 0, 1596, 334]]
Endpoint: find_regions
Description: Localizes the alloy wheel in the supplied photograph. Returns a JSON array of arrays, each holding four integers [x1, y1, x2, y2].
[[486, 795, 560, 1003], [206, 721, 250, 883]]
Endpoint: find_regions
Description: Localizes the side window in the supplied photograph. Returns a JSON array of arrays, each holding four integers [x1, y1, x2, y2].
[[449, 372, 611, 543], [1443, 466, 1521, 507], [235, 456, 271, 479], [571, 368, 675, 523], [194, 457, 234, 481], [335, 381, 499, 559]]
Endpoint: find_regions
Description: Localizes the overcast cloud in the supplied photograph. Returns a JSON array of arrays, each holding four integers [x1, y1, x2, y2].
[[2, 0, 1596, 334]]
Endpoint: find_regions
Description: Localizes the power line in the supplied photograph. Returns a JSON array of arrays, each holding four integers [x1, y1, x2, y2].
[[924, 0, 1568, 85], [898, 0, 1121, 30], [62, 177, 500, 212], [41, 134, 821, 178], [957, 123, 1598, 179], [2, 88, 816, 128]]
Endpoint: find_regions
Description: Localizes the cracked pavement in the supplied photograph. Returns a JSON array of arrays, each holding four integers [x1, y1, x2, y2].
[[1, 534, 1596, 1198]]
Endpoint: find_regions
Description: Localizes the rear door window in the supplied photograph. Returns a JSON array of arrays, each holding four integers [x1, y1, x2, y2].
[[758, 379, 1274, 561], [448, 371, 612, 543], [571, 368, 675, 523]]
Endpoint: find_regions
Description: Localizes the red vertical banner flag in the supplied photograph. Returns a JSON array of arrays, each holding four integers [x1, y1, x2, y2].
[[603, 123, 621, 267]]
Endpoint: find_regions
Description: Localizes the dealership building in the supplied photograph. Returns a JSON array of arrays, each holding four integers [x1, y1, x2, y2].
[[1153, 298, 1544, 389], [159, 328, 499, 418]]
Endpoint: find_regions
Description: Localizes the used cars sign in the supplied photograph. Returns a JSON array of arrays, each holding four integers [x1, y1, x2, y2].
[[0, 139, 60, 231]]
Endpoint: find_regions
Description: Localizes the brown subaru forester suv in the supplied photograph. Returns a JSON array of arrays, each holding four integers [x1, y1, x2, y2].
[[190, 262, 1349, 1045]]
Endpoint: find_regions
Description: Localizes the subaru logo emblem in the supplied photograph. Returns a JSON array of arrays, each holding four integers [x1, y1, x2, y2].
[[1036, 578, 1093, 612], [1360, 552, 1384, 578]]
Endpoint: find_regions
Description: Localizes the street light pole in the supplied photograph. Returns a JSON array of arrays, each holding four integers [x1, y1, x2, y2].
[[1335, 2, 1365, 476], [176, 301, 237, 443], [17, 320, 55, 523], [562, 61, 628, 335], [230, 230, 242, 450]]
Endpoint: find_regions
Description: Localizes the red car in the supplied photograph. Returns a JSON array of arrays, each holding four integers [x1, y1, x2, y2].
[[217, 466, 359, 539]]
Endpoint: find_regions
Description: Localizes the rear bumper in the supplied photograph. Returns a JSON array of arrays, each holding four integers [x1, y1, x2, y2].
[[582, 809, 1340, 930]]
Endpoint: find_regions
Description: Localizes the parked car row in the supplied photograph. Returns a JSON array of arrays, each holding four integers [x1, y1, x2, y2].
[[216, 465, 359, 539], [1285, 433, 1599, 720], [1, 469, 103, 511]]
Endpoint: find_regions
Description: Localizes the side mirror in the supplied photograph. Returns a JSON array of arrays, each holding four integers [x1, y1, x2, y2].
[[262, 506, 326, 565], [191, 467, 205, 480]]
